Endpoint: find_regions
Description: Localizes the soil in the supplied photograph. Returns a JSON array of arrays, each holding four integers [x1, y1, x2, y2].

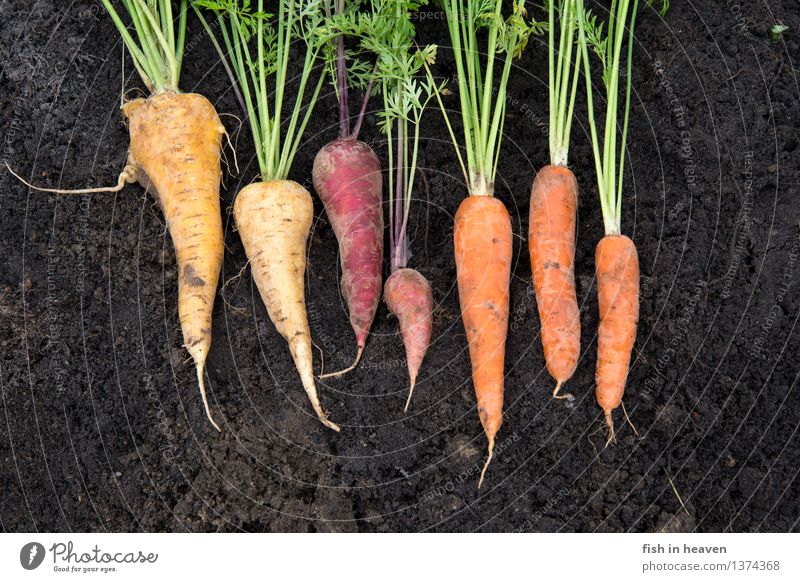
[[1, 1, 799, 533]]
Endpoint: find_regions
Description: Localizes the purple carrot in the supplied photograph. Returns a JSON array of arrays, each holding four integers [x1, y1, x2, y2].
[[313, 0, 383, 377], [384, 107, 434, 411], [384, 268, 433, 411]]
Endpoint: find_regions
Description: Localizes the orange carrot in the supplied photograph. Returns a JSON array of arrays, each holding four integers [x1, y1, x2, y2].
[[576, 0, 652, 441], [430, 0, 529, 486], [595, 234, 639, 441], [529, 165, 580, 398], [454, 196, 512, 487]]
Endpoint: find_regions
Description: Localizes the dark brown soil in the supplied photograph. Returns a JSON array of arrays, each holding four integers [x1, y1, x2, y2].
[[1, 1, 798, 532]]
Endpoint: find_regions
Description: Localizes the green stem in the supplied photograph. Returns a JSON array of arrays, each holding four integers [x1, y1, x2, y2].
[[435, 0, 530, 196], [617, 0, 640, 225], [101, 0, 185, 94], [577, 0, 641, 236], [197, 0, 326, 181], [577, 0, 611, 232]]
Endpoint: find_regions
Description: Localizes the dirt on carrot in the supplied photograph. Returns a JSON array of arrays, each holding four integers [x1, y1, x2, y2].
[[454, 195, 512, 486], [234, 179, 340, 432], [595, 234, 639, 442], [529, 164, 581, 398]]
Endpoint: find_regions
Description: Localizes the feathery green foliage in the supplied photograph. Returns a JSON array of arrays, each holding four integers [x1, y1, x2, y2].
[[362, 1, 442, 267]]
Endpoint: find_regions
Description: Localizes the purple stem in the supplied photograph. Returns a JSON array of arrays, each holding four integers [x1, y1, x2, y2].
[[396, 198, 410, 269], [350, 69, 377, 142]]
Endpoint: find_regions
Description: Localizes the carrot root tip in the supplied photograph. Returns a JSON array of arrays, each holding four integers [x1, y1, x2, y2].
[[305, 393, 341, 432], [478, 436, 496, 489], [604, 411, 616, 447], [552, 380, 574, 401], [318, 414, 342, 433], [196, 364, 221, 433], [5, 159, 138, 195], [403, 380, 416, 414], [310, 403, 341, 432], [318, 345, 364, 379]]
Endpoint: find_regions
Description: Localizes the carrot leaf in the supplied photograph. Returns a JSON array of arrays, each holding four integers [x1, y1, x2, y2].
[[428, 0, 544, 197]]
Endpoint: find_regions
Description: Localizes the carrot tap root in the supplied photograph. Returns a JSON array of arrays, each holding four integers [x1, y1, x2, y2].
[[312, 138, 383, 375], [552, 379, 574, 401], [529, 165, 580, 392], [303, 380, 342, 432], [196, 362, 221, 433], [384, 268, 434, 413], [318, 345, 364, 380], [604, 410, 616, 447], [234, 180, 341, 432], [595, 234, 639, 447], [454, 195, 510, 488], [478, 435, 496, 490], [403, 380, 416, 414]]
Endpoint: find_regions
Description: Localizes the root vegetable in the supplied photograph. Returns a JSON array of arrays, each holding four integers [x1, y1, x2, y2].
[[125, 91, 225, 431], [529, 165, 580, 398], [529, 0, 583, 399], [198, 0, 336, 429], [234, 181, 340, 431], [595, 234, 639, 441], [384, 268, 434, 412], [312, 138, 383, 374], [365, 5, 439, 411], [577, 0, 661, 439], [428, 0, 537, 486], [9, 2, 227, 430], [454, 196, 512, 487]]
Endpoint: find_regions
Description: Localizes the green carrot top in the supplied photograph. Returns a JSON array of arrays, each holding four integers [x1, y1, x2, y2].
[[358, 0, 442, 271], [548, 0, 582, 167], [429, 0, 544, 197], [195, 0, 334, 181], [576, 0, 667, 235], [102, 0, 189, 94]]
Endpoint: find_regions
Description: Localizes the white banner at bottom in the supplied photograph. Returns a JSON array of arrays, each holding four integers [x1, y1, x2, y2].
[[1, 533, 797, 581]]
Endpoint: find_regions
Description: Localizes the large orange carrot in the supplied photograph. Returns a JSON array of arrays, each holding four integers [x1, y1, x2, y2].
[[454, 196, 512, 486], [529, 165, 580, 398], [595, 235, 639, 441], [530, 0, 583, 398], [124, 93, 225, 430], [429, 0, 531, 486]]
